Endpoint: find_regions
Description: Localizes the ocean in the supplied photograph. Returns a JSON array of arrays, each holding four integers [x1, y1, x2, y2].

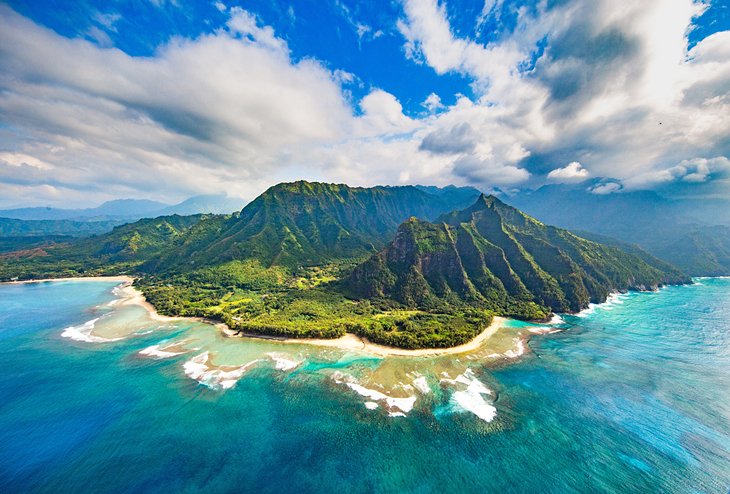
[[0, 278, 728, 493]]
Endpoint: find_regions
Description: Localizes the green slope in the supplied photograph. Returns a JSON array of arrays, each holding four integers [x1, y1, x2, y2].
[[347, 194, 689, 318], [147, 181, 481, 271], [0, 214, 207, 279]]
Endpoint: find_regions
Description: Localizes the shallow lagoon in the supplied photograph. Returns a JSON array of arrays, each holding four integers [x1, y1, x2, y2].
[[1, 278, 729, 493]]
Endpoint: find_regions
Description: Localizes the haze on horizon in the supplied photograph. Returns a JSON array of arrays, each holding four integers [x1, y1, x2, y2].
[[0, 0, 728, 209]]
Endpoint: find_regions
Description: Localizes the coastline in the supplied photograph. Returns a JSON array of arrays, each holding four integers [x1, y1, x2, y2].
[[2, 275, 508, 357], [109, 278, 508, 357], [221, 316, 507, 357], [4, 275, 135, 285]]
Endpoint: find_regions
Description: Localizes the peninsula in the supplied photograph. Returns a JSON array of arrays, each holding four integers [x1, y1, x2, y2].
[[0, 181, 689, 349]]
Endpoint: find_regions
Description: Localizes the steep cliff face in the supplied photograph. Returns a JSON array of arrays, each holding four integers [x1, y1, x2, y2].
[[347, 195, 689, 318], [147, 181, 481, 271]]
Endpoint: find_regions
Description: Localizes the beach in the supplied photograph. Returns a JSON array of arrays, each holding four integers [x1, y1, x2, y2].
[[221, 317, 507, 357], [5, 276, 509, 358]]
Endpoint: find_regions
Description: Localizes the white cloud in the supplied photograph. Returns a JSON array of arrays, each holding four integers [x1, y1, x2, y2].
[[0, 1, 728, 207], [420, 122, 477, 154], [84, 26, 114, 47], [453, 154, 530, 185], [226, 8, 287, 53], [590, 182, 623, 195], [92, 11, 122, 32], [333, 68, 357, 85], [625, 156, 730, 186], [422, 92, 444, 112], [396, 0, 730, 194], [0, 5, 352, 206], [358, 89, 415, 134], [547, 161, 590, 182]]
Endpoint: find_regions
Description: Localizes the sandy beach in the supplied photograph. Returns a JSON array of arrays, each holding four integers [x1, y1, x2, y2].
[[4, 276, 508, 357], [112, 283, 190, 323], [222, 317, 507, 357]]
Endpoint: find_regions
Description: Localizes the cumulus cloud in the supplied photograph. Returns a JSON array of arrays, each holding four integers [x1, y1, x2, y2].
[[396, 0, 730, 193], [0, 5, 352, 206], [0, 1, 728, 208], [422, 92, 444, 112], [453, 154, 530, 185], [358, 89, 415, 134], [625, 156, 730, 186], [547, 161, 590, 182]]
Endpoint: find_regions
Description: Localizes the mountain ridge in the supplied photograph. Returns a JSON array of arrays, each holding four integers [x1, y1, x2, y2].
[[145, 181, 483, 271], [347, 194, 688, 319], [0, 183, 691, 349]]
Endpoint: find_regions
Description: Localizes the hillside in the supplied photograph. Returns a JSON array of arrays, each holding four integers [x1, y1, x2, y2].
[[146, 181, 482, 271], [0, 215, 208, 280], [506, 184, 730, 276], [347, 195, 688, 318]]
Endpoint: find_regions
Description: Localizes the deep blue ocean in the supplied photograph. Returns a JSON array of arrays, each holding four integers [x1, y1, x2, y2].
[[0, 278, 729, 493]]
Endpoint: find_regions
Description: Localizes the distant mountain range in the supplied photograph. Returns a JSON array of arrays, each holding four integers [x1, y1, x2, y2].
[[0, 194, 244, 222], [505, 182, 730, 276], [0, 194, 246, 251], [0, 181, 688, 349]]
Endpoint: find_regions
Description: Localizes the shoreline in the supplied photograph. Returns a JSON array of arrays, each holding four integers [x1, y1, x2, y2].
[[3, 275, 135, 285], [221, 316, 507, 357], [3, 275, 509, 357]]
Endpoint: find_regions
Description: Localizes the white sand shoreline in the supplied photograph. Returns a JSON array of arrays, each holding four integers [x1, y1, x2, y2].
[[222, 317, 507, 357], [3, 275, 135, 284], [3, 275, 508, 357]]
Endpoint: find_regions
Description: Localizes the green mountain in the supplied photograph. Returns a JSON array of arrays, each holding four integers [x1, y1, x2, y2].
[[347, 195, 688, 318], [147, 181, 481, 271], [0, 214, 207, 280], [0, 184, 690, 350], [1, 182, 481, 279]]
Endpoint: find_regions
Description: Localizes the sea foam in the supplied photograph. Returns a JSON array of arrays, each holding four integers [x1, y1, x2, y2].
[[503, 338, 525, 359], [61, 318, 123, 343], [442, 369, 497, 423], [266, 353, 301, 371], [412, 375, 431, 394], [139, 342, 187, 359], [183, 352, 259, 390], [577, 292, 629, 317], [333, 373, 417, 416]]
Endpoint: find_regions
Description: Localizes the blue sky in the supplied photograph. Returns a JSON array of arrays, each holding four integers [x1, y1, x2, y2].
[[0, 0, 728, 207]]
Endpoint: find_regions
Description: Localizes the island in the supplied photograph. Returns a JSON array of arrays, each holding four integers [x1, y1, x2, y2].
[[0, 181, 689, 349]]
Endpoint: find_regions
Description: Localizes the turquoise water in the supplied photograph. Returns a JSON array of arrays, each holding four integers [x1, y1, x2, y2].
[[1, 279, 729, 493]]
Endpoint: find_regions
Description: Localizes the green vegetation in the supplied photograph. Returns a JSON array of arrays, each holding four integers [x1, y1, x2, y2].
[[0, 214, 208, 280], [0, 183, 690, 349], [347, 195, 690, 318], [145, 180, 480, 271], [135, 259, 492, 349]]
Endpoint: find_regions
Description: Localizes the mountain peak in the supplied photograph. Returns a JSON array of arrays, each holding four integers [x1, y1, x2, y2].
[[348, 195, 689, 316]]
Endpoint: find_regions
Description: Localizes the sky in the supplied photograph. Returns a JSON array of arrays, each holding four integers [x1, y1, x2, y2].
[[0, 0, 728, 208]]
